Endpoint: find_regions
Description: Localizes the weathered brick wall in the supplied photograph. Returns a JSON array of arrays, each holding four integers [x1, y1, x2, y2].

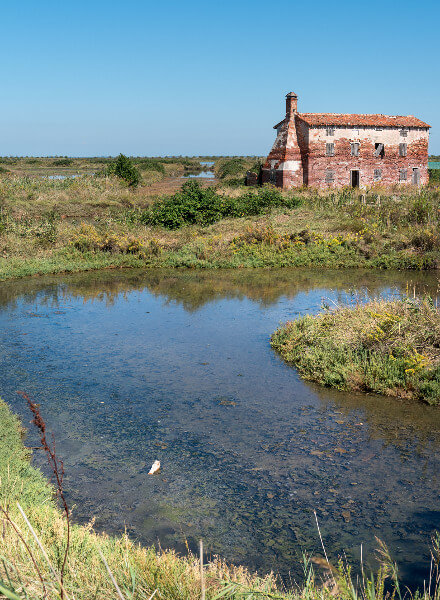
[[262, 116, 305, 187], [306, 126, 429, 188]]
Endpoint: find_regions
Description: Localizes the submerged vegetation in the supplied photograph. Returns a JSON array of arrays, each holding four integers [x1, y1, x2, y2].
[[0, 159, 440, 280], [271, 296, 440, 404], [2, 395, 440, 599]]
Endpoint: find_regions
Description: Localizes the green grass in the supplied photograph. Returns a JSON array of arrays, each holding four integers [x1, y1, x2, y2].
[[271, 296, 440, 404]]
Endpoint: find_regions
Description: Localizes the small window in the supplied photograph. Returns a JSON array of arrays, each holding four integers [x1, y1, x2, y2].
[[399, 143, 407, 157], [374, 143, 385, 158], [374, 169, 382, 181], [375, 127, 383, 131], [270, 169, 276, 184], [350, 142, 360, 157], [399, 169, 407, 181], [400, 129, 408, 137], [326, 143, 335, 157], [326, 127, 335, 136], [325, 169, 334, 182]]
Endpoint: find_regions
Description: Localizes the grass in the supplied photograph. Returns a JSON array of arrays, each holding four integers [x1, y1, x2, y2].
[[1, 167, 440, 281], [2, 396, 440, 599], [271, 295, 440, 405]]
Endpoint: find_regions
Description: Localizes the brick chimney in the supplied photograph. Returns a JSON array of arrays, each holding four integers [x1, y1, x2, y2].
[[286, 92, 298, 118]]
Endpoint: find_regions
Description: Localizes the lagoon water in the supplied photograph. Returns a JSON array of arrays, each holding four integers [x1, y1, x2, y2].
[[1, 268, 440, 586]]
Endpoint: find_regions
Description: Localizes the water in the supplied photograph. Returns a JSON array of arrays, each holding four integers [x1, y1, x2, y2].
[[428, 162, 440, 169], [183, 171, 215, 179], [1, 268, 440, 586]]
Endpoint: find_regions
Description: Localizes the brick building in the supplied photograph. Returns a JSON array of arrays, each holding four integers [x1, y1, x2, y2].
[[261, 92, 430, 189]]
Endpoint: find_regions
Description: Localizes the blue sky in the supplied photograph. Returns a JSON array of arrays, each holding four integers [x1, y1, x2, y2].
[[0, 0, 438, 156]]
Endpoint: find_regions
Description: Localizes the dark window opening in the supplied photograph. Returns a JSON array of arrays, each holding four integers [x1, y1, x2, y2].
[[326, 143, 335, 156], [374, 169, 382, 181], [269, 169, 276, 184], [325, 170, 334, 183], [350, 170, 360, 188], [374, 143, 385, 158], [351, 142, 360, 157], [399, 143, 407, 157], [326, 127, 335, 136], [400, 129, 408, 137], [399, 169, 407, 181]]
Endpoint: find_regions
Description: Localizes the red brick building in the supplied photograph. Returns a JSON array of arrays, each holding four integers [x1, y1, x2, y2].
[[261, 92, 430, 189]]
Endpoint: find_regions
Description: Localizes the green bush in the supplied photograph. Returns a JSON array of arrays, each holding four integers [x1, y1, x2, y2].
[[139, 181, 302, 230], [136, 158, 166, 174], [52, 158, 73, 166], [106, 154, 140, 187], [429, 168, 440, 184], [217, 158, 246, 180]]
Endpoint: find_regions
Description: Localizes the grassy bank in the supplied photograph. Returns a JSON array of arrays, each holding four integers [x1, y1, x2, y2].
[[1, 169, 440, 281], [271, 296, 440, 405], [1, 397, 440, 599]]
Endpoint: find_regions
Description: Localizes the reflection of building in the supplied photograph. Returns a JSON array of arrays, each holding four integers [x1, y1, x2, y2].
[[262, 92, 430, 189]]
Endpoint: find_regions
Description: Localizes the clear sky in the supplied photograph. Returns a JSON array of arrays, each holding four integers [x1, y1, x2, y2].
[[0, 0, 438, 157]]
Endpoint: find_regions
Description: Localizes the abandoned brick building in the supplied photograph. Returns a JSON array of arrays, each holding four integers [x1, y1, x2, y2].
[[261, 92, 430, 189]]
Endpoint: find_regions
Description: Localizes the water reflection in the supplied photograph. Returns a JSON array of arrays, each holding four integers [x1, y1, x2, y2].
[[0, 267, 439, 587]]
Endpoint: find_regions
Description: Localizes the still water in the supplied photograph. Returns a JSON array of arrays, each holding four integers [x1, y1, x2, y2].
[[1, 268, 440, 586]]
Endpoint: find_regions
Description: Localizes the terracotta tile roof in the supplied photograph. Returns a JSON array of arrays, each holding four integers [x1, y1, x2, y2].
[[296, 113, 430, 128]]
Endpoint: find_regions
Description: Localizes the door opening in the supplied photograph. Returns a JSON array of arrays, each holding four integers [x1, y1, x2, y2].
[[412, 168, 420, 185], [351, 170, 360, 188]]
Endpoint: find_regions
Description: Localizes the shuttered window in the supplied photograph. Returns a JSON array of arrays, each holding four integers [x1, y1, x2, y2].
[[374, 169, 382, 181], [325, 170, 334, 182], [350, 142, 360, 157], [399, 169, 407, 181], [400, 129, 408, 137], [326, 127, 335, 136], [326, 143, 335, 156], [399, 143, 407, 157]]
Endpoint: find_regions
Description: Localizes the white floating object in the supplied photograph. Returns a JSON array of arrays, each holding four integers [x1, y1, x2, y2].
[[148, 460, 161, 475]]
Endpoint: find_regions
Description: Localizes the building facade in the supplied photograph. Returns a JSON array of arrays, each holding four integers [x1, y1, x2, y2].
[[261, 92, 430, 189]]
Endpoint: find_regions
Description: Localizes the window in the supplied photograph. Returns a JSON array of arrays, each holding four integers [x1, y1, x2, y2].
[[374, 169, 382, 181], [325, 169, 334, 183], [399, 169, 407, 181], [326, 143, 335, 157], [326, 127, 335, 136], [374, 143, 385, 158], [400, 129, 408, 137], [375, 127, 383, 131], [270, 169, 276, 184], [350, 142, 360, 157], [399, 143, 407, 157]]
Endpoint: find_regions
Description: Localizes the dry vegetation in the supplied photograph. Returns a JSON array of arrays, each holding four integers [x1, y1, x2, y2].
[[0, 158, 440, 281]]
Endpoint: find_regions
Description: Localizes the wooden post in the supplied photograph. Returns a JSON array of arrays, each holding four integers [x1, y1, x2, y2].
[[200, 539, 205, 600]]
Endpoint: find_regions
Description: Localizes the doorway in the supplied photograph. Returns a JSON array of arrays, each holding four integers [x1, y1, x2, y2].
[[350, 170, 360, 188], [412, 168, 420, 185]]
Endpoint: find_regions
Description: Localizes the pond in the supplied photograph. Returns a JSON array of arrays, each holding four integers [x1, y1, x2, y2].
[[1, 268, 440, 587]]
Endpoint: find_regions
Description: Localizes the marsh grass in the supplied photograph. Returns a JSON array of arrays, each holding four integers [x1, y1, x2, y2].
[[1, 173, 440, 280], [271, 295, 440, 404]]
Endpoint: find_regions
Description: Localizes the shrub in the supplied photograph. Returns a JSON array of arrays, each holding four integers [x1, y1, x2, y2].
[[106, 154, 140, 187], [139, 181, 302, 230], [52, 158, 73, 166], [217, 158, 246, 181], [137, 158, 166, 174]]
